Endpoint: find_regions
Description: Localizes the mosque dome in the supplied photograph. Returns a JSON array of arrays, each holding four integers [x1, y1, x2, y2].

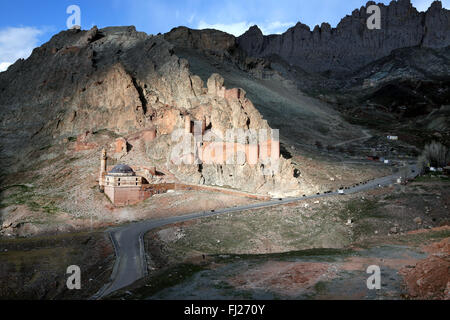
[[108, 164, 135, 176]]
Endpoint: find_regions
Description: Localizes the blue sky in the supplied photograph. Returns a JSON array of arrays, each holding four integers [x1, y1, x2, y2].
[[0, 0, 448, 71]]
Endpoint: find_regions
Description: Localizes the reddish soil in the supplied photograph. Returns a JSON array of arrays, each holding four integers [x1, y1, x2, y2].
[[399, 238, 450, 300], [229, 261, 336, 296], [339, 256, 420, 272], [407, 225, 450, 236]]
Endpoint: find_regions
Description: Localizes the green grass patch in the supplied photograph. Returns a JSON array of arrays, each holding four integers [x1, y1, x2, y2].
[[313, 281, 328, 295], [339, 198, 381, 220], [92, 129, 120, 138], [0, 184, 33, 193], [413, 174, 449, 183], [394, 229, 450, 245], [213, 247, 354, 263], [0, 184, 60, 214], [42, 202, 59, 215], [359, 228, 450, 249]]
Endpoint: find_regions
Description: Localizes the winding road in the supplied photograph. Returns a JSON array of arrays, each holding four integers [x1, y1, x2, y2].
[[92, 163, 418, 299]]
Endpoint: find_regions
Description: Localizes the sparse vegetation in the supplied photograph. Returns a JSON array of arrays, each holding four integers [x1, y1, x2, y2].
[[417, 141, 449, 172], [413, 173, 449, 182], [92, 128, 120, 138], [0, 231, 114, 299], [109, 263, 207, 300]]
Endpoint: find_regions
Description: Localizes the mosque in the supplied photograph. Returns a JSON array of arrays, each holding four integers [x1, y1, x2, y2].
[[98, 149, 160, 206]]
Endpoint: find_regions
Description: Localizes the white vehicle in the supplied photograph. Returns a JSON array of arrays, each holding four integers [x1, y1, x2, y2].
[[338, 189, 345, 195]]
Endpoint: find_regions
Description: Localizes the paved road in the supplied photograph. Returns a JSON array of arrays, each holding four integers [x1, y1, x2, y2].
[[92, 164, 418, 299]]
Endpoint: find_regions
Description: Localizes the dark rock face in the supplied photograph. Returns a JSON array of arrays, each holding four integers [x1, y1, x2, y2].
[[165, 26, 236, 52], [0, 26, 172, 172], [237, 0, 450, 74]]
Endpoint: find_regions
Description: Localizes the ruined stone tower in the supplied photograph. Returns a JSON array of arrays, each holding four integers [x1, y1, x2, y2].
[[184, 115, 191, 134]]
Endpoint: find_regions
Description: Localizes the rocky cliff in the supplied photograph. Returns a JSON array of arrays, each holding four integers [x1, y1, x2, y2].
[[0, 26, 299, 197], [237, 0, 450, 75]]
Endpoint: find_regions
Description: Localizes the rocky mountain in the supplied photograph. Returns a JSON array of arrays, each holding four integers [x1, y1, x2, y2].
[[162, 0, 449, 147], [163, 27, 365, 150], [1, 0, 449, 200], [237, 0, 450, 75], [0, 26, 299, 197]]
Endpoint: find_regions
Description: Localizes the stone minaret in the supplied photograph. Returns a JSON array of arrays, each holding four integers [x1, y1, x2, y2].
[[99, 148, 107, 190], [184, 115, 191, 134]]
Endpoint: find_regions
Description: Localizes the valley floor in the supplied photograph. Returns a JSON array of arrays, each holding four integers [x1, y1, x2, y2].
[[0, 174, 448, 300], [109, 175, 449, 300], [0, 231, 114, 299]]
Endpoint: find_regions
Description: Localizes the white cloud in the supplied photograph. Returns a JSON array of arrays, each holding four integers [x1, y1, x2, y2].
[[0, 26, 44, 72], [0, 62, 12, 72], [198, 21, 253, 37], [260, 21, 295, 35], [197, 20, 294, 37]]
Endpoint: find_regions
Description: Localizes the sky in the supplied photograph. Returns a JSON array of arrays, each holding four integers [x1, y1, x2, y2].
[[0, 0, 448, 71]]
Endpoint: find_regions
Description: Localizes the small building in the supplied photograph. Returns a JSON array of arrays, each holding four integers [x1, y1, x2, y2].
[[104, 164, 144, 206], [98, 149, 165, 206], [387, 136, 398, 140]]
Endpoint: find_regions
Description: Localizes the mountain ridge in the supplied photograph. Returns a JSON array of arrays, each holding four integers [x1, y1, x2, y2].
[[237, 0, 450, 74]]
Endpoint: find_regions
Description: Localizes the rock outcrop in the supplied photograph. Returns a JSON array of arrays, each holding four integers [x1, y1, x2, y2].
[[0, 26, 299, 197], [164, 26, 236, 53], [237, 0, 450, 74]]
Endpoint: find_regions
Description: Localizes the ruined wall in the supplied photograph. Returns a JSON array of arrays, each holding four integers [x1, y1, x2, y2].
[[200, 140, 280, 165]]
